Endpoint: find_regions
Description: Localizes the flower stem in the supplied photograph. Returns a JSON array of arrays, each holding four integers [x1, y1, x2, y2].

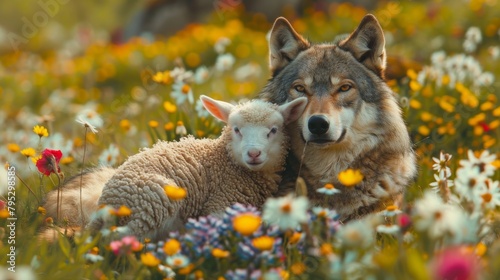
[[79, 126, 88, 229], [15, 173, 40, 205]]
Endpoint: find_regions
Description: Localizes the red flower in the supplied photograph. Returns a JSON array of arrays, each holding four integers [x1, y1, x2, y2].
[[36, 149, 63, 176]]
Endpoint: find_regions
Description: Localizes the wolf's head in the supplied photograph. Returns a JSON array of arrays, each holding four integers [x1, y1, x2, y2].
[[262, 15, 396, 149]]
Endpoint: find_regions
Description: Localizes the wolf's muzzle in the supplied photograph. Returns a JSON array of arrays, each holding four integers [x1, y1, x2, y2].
[[308, 115, 329, 135]]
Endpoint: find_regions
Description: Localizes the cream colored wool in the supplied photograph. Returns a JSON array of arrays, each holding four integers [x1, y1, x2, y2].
[[89, 98, 306, 240]]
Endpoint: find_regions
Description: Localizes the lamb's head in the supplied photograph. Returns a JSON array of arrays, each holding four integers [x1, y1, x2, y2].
[[200, 95, 307, 171]]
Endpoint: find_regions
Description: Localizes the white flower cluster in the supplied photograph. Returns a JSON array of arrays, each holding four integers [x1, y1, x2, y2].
[[455, 150, 499, 210], [415, 149, 499, 243], [463, 26, 482, 53], [417, 51, 494, 89]]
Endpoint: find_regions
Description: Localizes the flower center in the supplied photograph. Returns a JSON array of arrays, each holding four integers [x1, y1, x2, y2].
[[324, 183, 334, 189], [482, 193, 492, 203], [181, 84, 191, 94], [281, 203, 292, 213], [386, 205, 398, 211], [434, 211, 442, 220]]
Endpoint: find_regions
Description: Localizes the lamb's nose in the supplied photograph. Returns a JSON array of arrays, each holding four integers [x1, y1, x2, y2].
[[247, 149, 261, 159], [308, 115, 330, 135]]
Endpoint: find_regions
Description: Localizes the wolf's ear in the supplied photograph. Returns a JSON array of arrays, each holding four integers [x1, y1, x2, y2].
[[200, 95, 234, 123], [339, 14, 386, 77], [268, 17, 310, 75]]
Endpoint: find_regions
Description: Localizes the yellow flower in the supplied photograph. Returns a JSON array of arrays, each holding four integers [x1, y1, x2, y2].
[[141, 252, 160, 267], [38, 206, 46, 215], [491, 159, 500, 169], [337, 169, 364, 187], [164, 185, 187, 200], [290, 262, 306, 275], [288, 232, 302, 245], [20, 147, 36, 158], [164, 122, 174, 131], [178, 264, 195, 275], [475, 242, 487, 257], [149, 120, 159, 128], [120, 119, 131, 131], [212, 248, 230, 258], [60, 156, 74, 165], [33, 125, 49, 138], [252, 236, 274, 251], [0, 209, 10, 218], [441, 75, 450, 85], [319, 243, 333, 256], [233, 213, 261, 236], [409, 99, 421, 109], [163, 239, 181, 256], [7, 143, 20, 153], [406, 69, 418, 80], [438, 99, 454, 113], [110, 205, 132, 217], [31, 154, 42, 165], [163, 101, 177, 113], [152, 71, 173, 85], [493, 106, 500, 117], [480, 101, 494, 111], [409, 80, 422, 91], [418, 125, 430, 136]]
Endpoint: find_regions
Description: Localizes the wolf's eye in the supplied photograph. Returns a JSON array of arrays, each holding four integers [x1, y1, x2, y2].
[[234, 127, 240, 134], [339, 84, 352, 92], [294, 85, 306, 93]]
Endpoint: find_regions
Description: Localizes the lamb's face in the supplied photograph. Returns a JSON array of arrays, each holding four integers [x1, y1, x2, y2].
[[228, 108, 286, 172]]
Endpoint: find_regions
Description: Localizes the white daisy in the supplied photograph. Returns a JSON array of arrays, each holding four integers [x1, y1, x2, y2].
[[376, 224, 400, 235], [454, 166, 488, 202], [171, 81, 194, 105], [170, 67, 193, 83], [413, 191, 465, 239], [215, 53, 235, 72], [262, 194, 309, 230], [166, 254, 190, 269], [459, 150, 496, 177], [336, 219, 374, 249], [214, 37, 231, 54], [429, 173, 454, 193], [477, 179, 500, 210], [432, 151, 452, 178], [194, 66, 210, 84], [98, 144, 120, 166], [75, 117, 99, 134]]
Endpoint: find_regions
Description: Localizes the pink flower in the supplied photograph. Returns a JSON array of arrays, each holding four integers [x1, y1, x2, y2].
[[433, 246, 479, 280], [36, 149, 62, 176], [109, 236, 142, 255]]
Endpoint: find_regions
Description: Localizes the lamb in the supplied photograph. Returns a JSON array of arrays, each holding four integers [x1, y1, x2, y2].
[[42, 167, 116, 227], [88, 95, 307, 240]]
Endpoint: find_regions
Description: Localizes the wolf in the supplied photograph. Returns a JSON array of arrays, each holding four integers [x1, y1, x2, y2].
[[260, 15, 417, 221]]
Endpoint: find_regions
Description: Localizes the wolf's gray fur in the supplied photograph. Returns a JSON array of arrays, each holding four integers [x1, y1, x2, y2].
[[261, 15, 417, 221]]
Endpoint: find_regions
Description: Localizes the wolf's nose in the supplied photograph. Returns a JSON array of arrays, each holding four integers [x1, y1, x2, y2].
[[308, 115, 330, 135]]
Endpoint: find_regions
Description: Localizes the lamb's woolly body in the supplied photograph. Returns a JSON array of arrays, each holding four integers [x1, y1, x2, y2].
[[43, 167, 116, 226], [91, 100, 291, 240]]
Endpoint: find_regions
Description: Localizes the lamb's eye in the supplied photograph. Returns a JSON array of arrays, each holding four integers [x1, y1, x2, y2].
[[339, 84, 352, 92], [267, 127, 278, 138], [294, 85, 306, 93], [234, 127, 240, 134]]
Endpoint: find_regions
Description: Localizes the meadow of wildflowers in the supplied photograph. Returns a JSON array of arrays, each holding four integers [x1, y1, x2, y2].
[[1, 0, 500, 279]]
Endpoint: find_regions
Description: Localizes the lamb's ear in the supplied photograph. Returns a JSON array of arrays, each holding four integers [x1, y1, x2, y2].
[[200, 95, 234, 123], [269, 17, 310, 75], [278, 97, 308, 125], [338, 14, 386, 78]]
